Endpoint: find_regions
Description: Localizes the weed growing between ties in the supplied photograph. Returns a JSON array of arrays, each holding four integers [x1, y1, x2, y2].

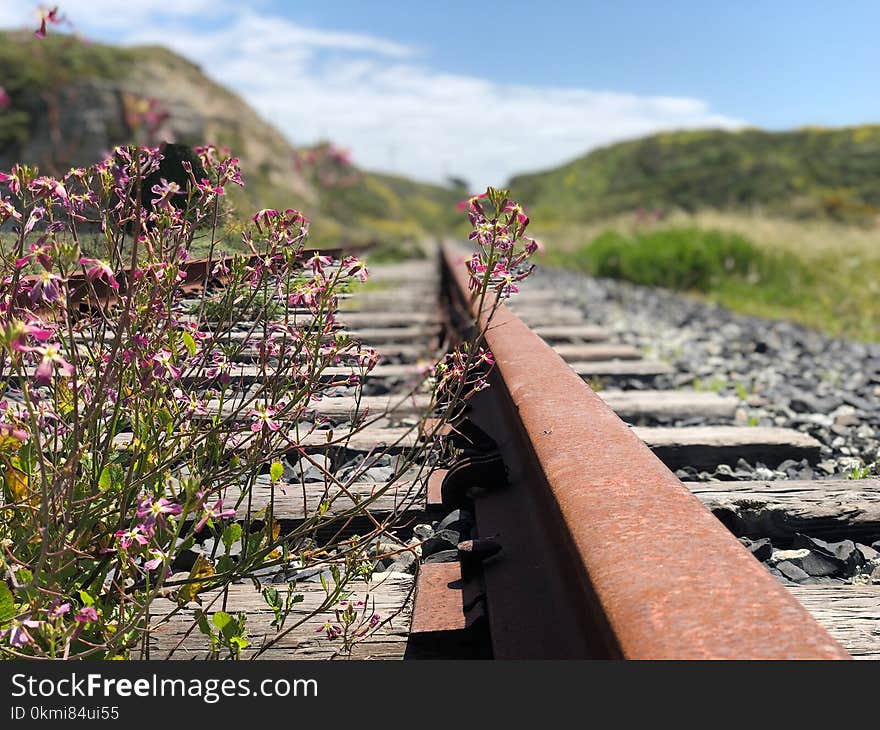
[[0, 132, 536, 659]]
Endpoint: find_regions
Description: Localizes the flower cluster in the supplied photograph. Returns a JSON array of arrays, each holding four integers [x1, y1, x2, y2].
[[316, 599, 381, 653], [0, 20, 540, 655], [34, 5, 68, 38], [462, 187, 540, 300], [422, 188, 538, 427], [434, 344, 495, 408]]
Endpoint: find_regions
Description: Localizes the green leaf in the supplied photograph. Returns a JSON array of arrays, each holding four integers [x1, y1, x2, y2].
[[97, 464, 123, 492], [247, 531, 263, 554], [262, 587, 281, 610], [269, 461, 284, 482], [98, 466, 112, 491], [79, 589, 95, 607], [16, 569, 32, 585], [221, 523, 242, 553], [215, 612, 245, 643], [3, 462, 30, 505], [0, 582, 15, 624], [182, 331, 197, 358], [196, 610, 212, 637], [157, 408, 172, 429], [213, 611, 233, 632], [216, 555, 235, 574]]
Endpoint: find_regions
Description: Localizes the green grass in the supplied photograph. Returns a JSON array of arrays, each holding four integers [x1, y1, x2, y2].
[[546, 224, 880, 341]]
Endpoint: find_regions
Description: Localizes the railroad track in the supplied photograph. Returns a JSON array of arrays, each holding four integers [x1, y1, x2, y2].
[[149, 242, 880, 660]]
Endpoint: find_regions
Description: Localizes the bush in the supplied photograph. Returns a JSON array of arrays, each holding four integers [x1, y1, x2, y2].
[[560, 228, 808, 301]]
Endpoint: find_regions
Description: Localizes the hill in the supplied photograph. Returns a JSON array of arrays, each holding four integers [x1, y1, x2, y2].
[[0, 31, 459, 248], [509, 127, 880, 224]]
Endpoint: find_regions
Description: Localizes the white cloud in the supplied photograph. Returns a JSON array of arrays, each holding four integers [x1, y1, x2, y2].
[[0, 3, 745, 187]]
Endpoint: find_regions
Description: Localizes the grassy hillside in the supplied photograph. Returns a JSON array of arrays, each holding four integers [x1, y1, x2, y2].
[[511, 127, 880, 224], [0, 31, 459, 251]]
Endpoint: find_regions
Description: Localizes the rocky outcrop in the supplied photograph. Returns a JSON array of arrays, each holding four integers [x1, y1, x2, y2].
[[2, 48, 314, 206]]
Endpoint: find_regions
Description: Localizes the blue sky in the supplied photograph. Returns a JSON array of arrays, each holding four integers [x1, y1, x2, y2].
[[291, 1, 880, 123], [2, 1, 879, 186]]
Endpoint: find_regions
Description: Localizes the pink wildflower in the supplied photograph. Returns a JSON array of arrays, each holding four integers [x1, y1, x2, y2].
[[74, 607, 98, 624], [251, 208, 279, 232], [150, 178, 181, 211], [316, 620, 342, 640], [1, 618, 42, 648], [8, 322, 52, 353], [79, 257, 119, 291], [217, 157, 243, 188], [0, 422, 28, 443], [307, 253, 332, 275], [152, 349, 182, 380], [356, 348, 379, 371], [29, 271, 62, 306], [34, 344, 73, 385], [22, 206, 45, 236], [28, 176, 67, 203], [114, 525, 150, 550], [344, 257, 368, 282], [143, 548, 170, 571], [0, 168, 22, 195], [194, 499, 235, 532], [49, 602, 71, 619], [35, 6, 61, 38], [136, 496, 182, 528], [207, 353, 231, 386], [0, 198, 21, 223], [249, 404, 281, 433], [478, 349, 495, 366], [28, 241, 52, 270]]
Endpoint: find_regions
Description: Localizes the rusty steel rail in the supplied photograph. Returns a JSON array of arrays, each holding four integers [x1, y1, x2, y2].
[[437, 244, 848, 659]]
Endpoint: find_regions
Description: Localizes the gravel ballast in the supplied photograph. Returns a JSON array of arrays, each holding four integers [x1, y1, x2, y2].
[[531, 267, 880, 481]]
